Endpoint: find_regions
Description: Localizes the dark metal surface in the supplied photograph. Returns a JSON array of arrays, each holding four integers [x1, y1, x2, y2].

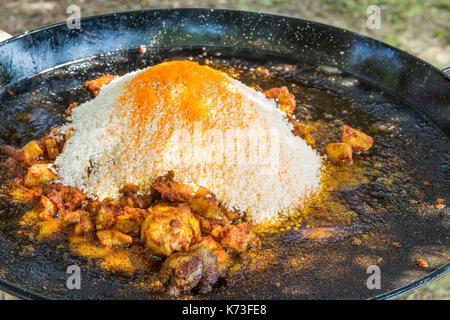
[[1, 9, 448, 134], [0, 9, 448, 300]]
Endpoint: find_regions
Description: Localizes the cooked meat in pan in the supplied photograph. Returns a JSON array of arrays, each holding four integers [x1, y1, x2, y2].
[[0, 60, 375, 296]]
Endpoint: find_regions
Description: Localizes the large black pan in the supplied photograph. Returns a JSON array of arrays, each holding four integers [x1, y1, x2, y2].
[[0, 9, 448, 300]]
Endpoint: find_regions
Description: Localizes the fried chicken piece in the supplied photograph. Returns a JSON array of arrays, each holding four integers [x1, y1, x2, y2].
[[85, 74, 118, 96], [220, 222, 261, 252], [61, 210, 94, 235], [81, 199, 100, 215], [290, 119, 318, 148], [324, 142, 353, 165], [342, 125, 374, 152], [189, 187, 218, 219], [95, 198, 121, 230], [194, 205, 247, 241], [22, 140, 44, 167], [44, 183, 86, 211], [189, 245, 220, 294], [290, 120, 317, 136], [119, 193, 151, 209], [219, 205, 245, 222], [43, 127, 67, 150], [153, 175, 218, 218], [198, 236, 229, 277], [24, 163, 57, 188], [43, 137, 60, 160], [33, 196, 57, 221], [160, 251, 203, 296], [161, 243, 221, 296], [194, 214, 226, 241], [152, 175, 193, 202], [113, 207, 147, 235], [141, 204, 201, 257], [264, 86, 296, 116], [119, 184, 153, 209], [9, 182, 43, 202], [96, 230, 133, 248]]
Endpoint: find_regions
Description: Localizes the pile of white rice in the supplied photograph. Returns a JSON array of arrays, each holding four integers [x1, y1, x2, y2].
[[53, 61, 322, 224]]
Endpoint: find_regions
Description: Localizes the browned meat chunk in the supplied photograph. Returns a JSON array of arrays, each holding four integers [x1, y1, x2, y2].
[[81, 199, 100, 215], [290, 120, 317, 148], [43, 127, 67, 150], [194, 214, 226, 241], [342, 125, 374, 152], [141, 204, 201, 257], [9, 181, 43, 201], [189, 187, 218, 219], [95, 198, 121, 230], [197, 236, 229, 277], [119, 183, 153, 209], [43, 137, 60, 160], [61, 210, 94, 235], [153, 175, 218, 218], [96, 230, 133, 248], [24, 163, 57, 188], [324, 142, 353, 165], [219, 206, 245, 222], [33, 196, 57, 221], [1, 145, 24, 163], [220, 222, 261, 252], [85, 74, 119, 96], [121, 183, 140, 193], [152, 176, 194, 203], [161, 243, 222, 296], [189, 245, 220, 294], [22, 140, 44, 167], [160, 251, 203, 296], [113, 207, 147, 235], [264, 86, 296, 116], [290, 120, 317, 137], [44, 183, 86, 211]]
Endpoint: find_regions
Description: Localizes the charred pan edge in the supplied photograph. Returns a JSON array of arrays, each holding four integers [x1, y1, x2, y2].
[[0, 279, 48, 300], [372, 262, 450, 300]]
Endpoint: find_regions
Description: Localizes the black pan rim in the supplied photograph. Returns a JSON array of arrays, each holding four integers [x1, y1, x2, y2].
[[1, 8, 448, 136], [0, 8, 448, 300], [1, 8, 449, 81], [371, 263, 449, 300]]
